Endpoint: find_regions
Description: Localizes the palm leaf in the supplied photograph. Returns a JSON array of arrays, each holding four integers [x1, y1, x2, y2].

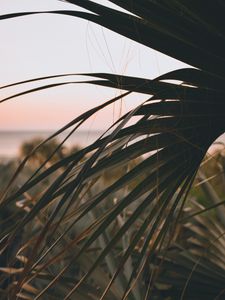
[[153, 167, 225, 299], [0, 1, 225, 298]]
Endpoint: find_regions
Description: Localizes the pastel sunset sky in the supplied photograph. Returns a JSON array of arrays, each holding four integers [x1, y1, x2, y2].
[[0, 0, 187, 131]]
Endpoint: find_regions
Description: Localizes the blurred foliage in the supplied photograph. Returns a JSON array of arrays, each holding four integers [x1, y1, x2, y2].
[[0, 138, 146, 299], [1, 140, 225, 299]]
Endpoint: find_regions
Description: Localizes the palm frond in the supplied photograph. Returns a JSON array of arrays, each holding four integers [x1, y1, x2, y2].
[[0, 1, 225, 298]]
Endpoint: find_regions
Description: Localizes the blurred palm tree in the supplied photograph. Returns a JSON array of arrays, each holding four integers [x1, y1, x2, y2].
[[0, 1, 225, 299], [19, 138, 65, 167]]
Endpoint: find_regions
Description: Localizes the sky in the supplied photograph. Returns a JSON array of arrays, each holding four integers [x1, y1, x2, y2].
[[0, 0, 187, 131]]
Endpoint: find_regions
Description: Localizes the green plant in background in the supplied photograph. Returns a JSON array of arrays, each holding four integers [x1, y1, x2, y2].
[[0, 139, 146, 299], [152, 146, 225, 299], [0, 1, 225, 299]]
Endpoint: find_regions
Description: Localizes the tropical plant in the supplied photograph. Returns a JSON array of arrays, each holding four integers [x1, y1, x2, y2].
[[0, 1, 225, 299], [152, 147, 225, 300]]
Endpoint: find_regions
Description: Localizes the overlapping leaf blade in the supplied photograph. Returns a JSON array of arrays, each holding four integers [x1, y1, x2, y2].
[[0, 1, 225, 299]]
